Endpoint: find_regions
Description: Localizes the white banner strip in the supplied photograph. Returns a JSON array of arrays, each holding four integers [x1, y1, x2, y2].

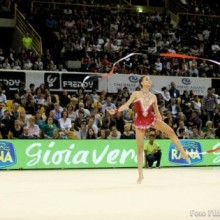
[[105, 75, 212, 96]]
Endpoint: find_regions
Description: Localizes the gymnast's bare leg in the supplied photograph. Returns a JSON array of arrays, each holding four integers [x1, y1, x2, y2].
[[152, 119, 191, 163], [135, 128, 146, 184]]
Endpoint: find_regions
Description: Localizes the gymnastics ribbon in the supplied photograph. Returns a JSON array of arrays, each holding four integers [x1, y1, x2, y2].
[[82, 53, 143, 87], [102, 52, 143, 78], [160, 53, 220, 66], [82, 52, 220, 87]]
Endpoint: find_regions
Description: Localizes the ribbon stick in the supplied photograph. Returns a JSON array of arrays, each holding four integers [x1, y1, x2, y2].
[[187, 144, 220, 155]]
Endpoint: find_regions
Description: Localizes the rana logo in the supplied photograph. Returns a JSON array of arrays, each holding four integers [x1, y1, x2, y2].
[[168, 140, 203, 165], [0, 141, 17, 168], [128, 75, 139, 83], [181, 78, 191, 85]]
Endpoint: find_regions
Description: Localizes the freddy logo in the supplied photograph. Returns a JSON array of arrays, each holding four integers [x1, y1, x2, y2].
[[0, 141, 17, 168], [44, 73, 60, 89], [168, 140, 203, 165]]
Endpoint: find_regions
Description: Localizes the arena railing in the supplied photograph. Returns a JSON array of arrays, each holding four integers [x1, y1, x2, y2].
[[31, 0, 166, 15], [177, 12, 220, 24], [14, 4, 42, 56]]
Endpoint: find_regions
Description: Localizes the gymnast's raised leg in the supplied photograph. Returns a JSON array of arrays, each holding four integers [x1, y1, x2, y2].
[[152, 119, 191, 163]]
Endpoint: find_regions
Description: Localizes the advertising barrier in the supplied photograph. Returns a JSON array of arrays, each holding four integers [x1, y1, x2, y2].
[[0, 139, 219, 170], [106, 75, 212, 96], [0, 70, 214, 96]]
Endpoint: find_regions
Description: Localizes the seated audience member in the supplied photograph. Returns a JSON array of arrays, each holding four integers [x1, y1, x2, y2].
[[74, 110, 87, 131], [189, 126, 201, 139], [97, 128, 108, 139], [10, 102, 20, 120], [180, 90, 191, 112], [44, 117, 59, 139], [86, 117, 99, 137], [74, 87, 85, 100], [18, 110, 28, 127], [114, 111, 126, 134], [169, 82, 180, 98], [161, 86, 171, 103], [178, 128, 189, 139], [59, 110, 72, 131], [19, 126, 36, 139], [187, 111, 203, 132], [0, 102, 5, 118], [203, 130, 215, 139], [75, 102, 90, 118], [58, 110, 72, 138], [86, 128, 97, 139], [101, 111, 116, 130], [44, 95, 55, 116], [78, 122, 87, 140], [1, 110, 14, 138], [47, 110, 59, 127], [90, 107, 102, 128], [52, 128, 64, 139], [21, 89, 36, 115], [8, 119, 23, 139], [0, 88, 7, 105], [202, 121, 215, 139], [12, 93, 22, 106], [28, 117, 40, 138], [213, 107, 220, 128], [108, 126, 121, 139], [167, 98, 181, 119], [144, 132, 162, 168], [120, 124, 135, 139], [54, 102, 63, 121], [191, 95, 202, 115], [176, 120, 190, 139], [215, 122, 220, 138], [101, 95, 116, 114], [59, 90, 71, 108], [66, 103, 77, 122], [34, 111, 46, 133]]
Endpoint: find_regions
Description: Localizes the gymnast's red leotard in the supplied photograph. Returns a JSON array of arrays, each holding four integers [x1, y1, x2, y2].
[[133, 97, 156, 129]]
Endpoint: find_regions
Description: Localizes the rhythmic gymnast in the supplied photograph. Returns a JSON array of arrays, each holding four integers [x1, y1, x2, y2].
[[108, 75, 191, 184]]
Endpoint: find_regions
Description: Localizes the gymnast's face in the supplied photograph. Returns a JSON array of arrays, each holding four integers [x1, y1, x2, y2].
[[141, 76, 152, 88]]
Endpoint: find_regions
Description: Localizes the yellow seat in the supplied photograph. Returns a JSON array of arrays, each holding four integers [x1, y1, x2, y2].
[[128, 108, 134, 117], [54, 94, 60, 103], [67, 131, 78, 139], [177, 97, 181, 105], [3, 106, 11, 111], [8, 131, 13, 139], [6, 100, 13, 108]]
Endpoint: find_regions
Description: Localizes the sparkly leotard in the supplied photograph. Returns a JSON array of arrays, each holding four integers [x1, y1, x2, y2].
[[133, 96, 156, 129]]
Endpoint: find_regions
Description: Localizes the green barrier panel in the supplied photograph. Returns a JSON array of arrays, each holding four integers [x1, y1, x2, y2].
[[0, 139, 220, 169]]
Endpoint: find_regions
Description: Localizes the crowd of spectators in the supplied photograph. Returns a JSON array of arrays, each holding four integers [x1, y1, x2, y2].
[[0, 0, 220, 139], [185, 0, 220, 15], [0, 0, 220, 76], [0, 80, 220, 140]]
